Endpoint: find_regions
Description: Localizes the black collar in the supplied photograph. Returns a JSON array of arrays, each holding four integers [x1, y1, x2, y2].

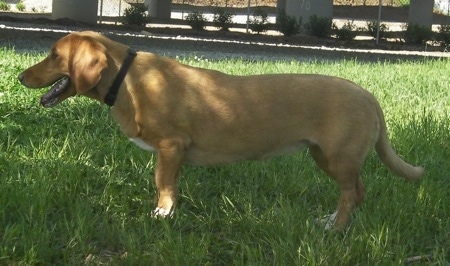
[[104, 49, 137, 107]]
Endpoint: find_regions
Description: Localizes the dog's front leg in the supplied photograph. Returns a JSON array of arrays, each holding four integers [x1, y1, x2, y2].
[[152, 139, 186, 218]]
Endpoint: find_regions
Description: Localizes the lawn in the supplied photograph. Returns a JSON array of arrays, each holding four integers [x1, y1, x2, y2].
[[0, 47, 449, 265]]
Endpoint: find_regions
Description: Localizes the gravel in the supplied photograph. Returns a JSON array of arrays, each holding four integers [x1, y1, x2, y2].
[[1, 20, 449, 63]]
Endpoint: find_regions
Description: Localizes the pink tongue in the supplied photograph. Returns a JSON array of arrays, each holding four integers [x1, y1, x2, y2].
[[40, 77, 70, 106]]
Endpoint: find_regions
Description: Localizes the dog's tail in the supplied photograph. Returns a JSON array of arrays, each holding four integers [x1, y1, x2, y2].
[[374, 103, 424, 181]]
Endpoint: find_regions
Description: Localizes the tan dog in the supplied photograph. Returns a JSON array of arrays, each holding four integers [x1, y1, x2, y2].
[[18, 31, 423, 230]]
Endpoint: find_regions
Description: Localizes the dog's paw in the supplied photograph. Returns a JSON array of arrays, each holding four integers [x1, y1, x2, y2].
[[315, 211, 338, 230], [151, 207, 173, 219]]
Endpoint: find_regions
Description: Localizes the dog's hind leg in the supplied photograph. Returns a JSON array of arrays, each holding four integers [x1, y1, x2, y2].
[[333, 170, 362, 230], [310, 146, 366, 230]]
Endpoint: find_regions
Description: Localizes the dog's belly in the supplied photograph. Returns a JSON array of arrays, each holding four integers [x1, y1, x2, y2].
[[128, 135, 312, 165], [184, 140, 311, 165]]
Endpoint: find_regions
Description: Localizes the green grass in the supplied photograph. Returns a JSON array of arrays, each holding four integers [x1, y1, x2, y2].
[[1, 47, 449, 265]]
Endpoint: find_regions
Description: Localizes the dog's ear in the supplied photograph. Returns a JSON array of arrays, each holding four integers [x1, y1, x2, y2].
[[70, 37, 107, 93]]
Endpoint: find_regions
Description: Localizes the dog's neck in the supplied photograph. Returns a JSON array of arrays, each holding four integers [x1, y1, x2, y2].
[[104, 49, 137, 107]]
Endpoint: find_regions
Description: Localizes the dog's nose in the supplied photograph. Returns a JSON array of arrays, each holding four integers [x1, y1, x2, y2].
[[18, 72, 24, 83]]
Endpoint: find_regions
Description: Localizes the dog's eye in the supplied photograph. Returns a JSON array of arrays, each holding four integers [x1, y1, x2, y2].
[[50, 49, 59, 60]]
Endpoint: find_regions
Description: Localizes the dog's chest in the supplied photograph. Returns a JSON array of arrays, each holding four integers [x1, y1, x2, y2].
[[129, 137, 155, 152]]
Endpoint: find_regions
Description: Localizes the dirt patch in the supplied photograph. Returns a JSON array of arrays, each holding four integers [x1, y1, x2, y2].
[[1, 11, 446, 51], [1, 4, 449, 62], [2, 21, 449, 64], [170, 0, 405, 8]]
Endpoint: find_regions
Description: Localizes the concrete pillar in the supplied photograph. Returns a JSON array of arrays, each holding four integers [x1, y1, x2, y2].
[[145, 0, 171, 19], [277, 0, 286, 13], [285, 0, 332, 25], [408, 0, 434, 28], [52, 0, 98, 25]]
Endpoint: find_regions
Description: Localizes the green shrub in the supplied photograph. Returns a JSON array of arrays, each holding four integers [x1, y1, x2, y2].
[[332, 21, 357, 41], [276, 10, 300, 37], [213, 8, 233, 31], [305, 15, 332, 38], [395, 0, 410, 6], [249, 8, 270, 34], [366, 20, 389, 39], [0, 1, 10, 11], [437, 24, 450, 46], [404, 23, 433, 44], [124, 4, 148, 27], [186, 11, 207, 31], [16, 2, 25, 12]]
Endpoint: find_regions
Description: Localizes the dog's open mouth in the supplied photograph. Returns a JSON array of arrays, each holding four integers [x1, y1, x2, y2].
[[40, 76, 71, 107]]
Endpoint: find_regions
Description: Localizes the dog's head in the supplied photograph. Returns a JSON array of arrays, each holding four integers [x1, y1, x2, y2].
[[18, 32, 108, 107]]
